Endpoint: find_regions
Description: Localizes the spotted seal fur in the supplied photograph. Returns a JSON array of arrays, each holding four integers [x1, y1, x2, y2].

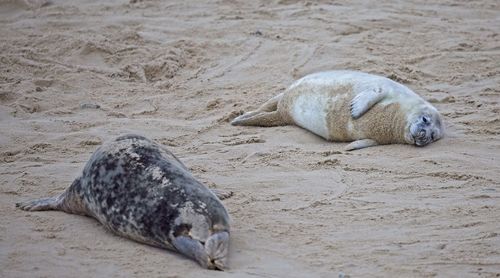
[[231, 70, 444, 150], [16, 134, 231, 270]]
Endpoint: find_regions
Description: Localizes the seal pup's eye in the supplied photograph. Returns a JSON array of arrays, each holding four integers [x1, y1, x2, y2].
[[422, 116, 428, 123]]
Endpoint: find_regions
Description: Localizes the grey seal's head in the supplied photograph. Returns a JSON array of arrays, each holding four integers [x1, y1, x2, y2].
[[171, 198, 231, 270], [405, 104, 444, 147]]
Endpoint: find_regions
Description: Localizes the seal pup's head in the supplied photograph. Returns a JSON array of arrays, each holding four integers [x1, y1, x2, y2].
[[405, 103, 444, 147]]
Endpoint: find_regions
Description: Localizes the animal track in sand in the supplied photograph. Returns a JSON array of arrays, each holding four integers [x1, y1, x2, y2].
[[221, 136, 265, 146], [118, 41, 202, 83]]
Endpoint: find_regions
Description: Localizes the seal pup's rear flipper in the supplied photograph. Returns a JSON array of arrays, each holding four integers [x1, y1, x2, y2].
[[231, 93, 286, 126], [350, 88, 387, 119], [345, 139, 379, 151], [254, 92, 283, 113], [231, 111, 285, 127]]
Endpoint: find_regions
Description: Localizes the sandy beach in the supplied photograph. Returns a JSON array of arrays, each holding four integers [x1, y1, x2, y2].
[[1, 0, 499, 277]]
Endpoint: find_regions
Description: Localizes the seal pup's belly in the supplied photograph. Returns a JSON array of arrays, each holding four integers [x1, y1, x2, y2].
[[288, 91, 330, 139], [281, 84, 358, 141]]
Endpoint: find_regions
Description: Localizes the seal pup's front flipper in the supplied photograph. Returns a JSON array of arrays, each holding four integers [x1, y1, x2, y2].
[[350, 88, 387, 119], [345, 139, 378, 151], [172, 231, 230, 270]]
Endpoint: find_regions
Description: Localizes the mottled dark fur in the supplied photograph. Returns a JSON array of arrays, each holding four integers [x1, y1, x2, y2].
[[17, 134, 231, 269]]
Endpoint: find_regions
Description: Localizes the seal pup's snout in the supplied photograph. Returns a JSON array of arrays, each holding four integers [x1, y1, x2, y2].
[[414, 128, 431, 147], [418, 130, 426, 138]]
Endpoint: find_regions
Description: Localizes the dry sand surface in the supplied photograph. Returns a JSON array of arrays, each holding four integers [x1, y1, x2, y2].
[[1, 0, 500, 277]]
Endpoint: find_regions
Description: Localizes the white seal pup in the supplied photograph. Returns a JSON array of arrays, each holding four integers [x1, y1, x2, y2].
[[231, 70, 444, 150], [17, 134, 231, 270]]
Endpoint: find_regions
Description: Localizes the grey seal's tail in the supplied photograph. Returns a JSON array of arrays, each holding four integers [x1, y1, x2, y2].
[[230, 93, 287, 127]]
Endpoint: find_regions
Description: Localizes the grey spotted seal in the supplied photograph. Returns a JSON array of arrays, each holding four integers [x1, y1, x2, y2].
[[231, 70, 444, 150], [16, 134, 231, 270]]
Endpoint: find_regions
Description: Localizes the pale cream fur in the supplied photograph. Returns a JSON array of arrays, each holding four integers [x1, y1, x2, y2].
[[231, 70, 443, 150]]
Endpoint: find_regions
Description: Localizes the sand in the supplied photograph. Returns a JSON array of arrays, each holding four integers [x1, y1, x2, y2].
[[1, 0, 499, 277]]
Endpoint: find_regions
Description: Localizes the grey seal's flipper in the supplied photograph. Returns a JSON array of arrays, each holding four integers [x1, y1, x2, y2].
[[210, 189, 233, 200], [172, 231, 229, 270], [16, 178, 88, 215], [350, 88, 387, 119], [172, 236, 210, 269], [231, 93, 286, 126], [16, 196, 62, 211], [345, 139, 379, 151]]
